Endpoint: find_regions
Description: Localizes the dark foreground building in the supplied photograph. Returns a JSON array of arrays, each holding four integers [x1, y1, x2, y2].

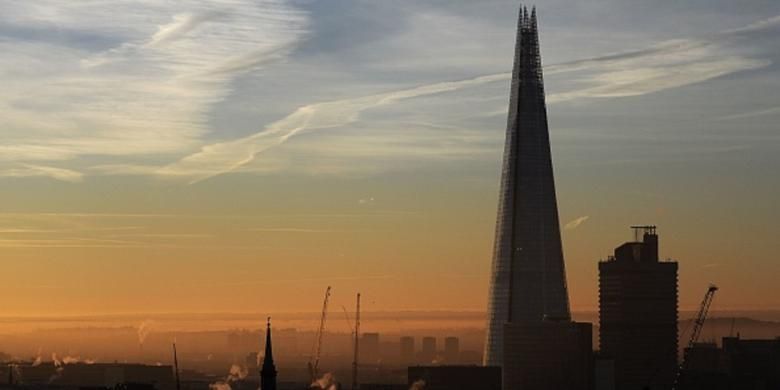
[[599, 226, 678, 390], [2, 362, 173, 388], [681, 336, 780, 390], [503, 321, 593, 390], [484, 4, 571, 369], [408, 366, 501, 390]]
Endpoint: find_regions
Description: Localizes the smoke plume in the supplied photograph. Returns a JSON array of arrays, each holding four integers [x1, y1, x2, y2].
[[227, 364, 248, 382], [32, 347, 43, 366], [62, 355, 80, 364], [409, 380, 426, 390], [209, 382, 232, 390], [311, 372, 341, 390], [138, 320, 154, 345], [49, 353, 64, 383], [209, 363, 248, 390]]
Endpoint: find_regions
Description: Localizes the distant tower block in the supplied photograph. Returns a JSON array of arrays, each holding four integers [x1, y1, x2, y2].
[[444, 337, 460, 364], [421, 337, 437, 364], [484, 5, 571, 367], [400, 337, 415, 364]]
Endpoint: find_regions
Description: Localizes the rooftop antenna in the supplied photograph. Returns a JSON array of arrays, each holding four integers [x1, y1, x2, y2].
[[630, 225, 657, 241]]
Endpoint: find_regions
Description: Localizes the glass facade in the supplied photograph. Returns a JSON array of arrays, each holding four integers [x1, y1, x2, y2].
[[484, 7, 571, 367]]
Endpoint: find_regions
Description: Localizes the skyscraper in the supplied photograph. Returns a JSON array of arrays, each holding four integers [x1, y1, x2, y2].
[[261, 317, 277, 390], [484, 5, 570, 367], [599, 226, 678, 390]]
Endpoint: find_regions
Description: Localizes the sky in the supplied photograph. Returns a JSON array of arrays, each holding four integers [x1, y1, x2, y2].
[[0, 0, 778, 318]]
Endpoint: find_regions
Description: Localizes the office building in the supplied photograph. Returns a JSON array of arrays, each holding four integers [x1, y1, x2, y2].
[[484, 5, 571, 367], [599, 226, 678, 390], [503, 321, 593, 390]]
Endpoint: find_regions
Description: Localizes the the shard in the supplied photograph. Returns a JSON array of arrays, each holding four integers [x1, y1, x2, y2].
[[484, 6, 571, 367]]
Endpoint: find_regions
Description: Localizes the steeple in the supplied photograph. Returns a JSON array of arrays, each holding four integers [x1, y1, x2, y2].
[[260, 317, 277, 390]]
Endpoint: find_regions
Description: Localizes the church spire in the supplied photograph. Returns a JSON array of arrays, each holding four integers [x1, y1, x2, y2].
[[260, 317, 277, 390]]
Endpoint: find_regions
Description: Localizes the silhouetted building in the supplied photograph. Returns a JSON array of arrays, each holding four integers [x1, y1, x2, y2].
[[408, 366, 501, 390], [420, 337, 437, 364], [680, 336, 780, 389], [484, 5, 570, 368], [400, 337, 415, 364], [503, 321, 593, 390], [1, 362, 173, 388], [261, 318, 277, 390], [599, 226, 678, 390], [362, 333, 381, 364], [721, 335, 780, 387], [444, 337, 460, 364], [594, 354, 616, 390]]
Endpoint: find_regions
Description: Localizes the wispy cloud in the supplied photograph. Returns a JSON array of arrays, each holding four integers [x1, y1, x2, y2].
[[715, 106, 780, 121], [248, 228, 343, 233], [159, 73, 507, 183], [0, 164, 84, 182], [156, 15, 777, 181], [0, 0, 309, 166], [564, 216, 590, 230]]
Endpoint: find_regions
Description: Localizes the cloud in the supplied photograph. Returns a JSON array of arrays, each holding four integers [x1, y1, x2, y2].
[[715, 106, 780, 121], [0, 0, 309, 163], [147, 11, 227, 47], [1, 5, 776, 182], [564, 216, 590, 230], [159, 73, 507, 183], [542, 14, 779, 103], [0, 164, 84, 182], [248, 228, 341, 233], [156, 14, 777, 182]]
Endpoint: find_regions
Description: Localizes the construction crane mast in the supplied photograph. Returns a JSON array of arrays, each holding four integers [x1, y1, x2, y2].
[[672, 284, 718, 390], [351, 293, 361, 390], [172, 343, 181, 390], [309, 286, 332, 382]]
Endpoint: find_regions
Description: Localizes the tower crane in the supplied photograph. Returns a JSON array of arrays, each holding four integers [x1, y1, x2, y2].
[[672, 284, 718, 390], [309, 286, 331, 382], [351, 293, 361, 390]]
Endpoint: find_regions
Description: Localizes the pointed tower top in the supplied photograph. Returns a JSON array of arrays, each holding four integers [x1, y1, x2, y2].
[[261, 316, 277, 389], [264, 317, 274, 364], [523, 6, 529, 27]]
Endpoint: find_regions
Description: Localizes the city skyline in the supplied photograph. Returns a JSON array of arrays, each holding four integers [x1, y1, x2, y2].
[[1, 0, 779, 319]]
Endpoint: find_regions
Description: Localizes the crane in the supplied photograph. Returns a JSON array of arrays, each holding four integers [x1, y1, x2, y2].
[[309, 286, 332, 382], [672, 284, 718, 390], [352, 293, 361, 390], [172, 343, 181, 390]]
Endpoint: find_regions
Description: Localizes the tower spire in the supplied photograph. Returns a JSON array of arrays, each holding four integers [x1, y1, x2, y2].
[[260, 317, 277, 390]]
